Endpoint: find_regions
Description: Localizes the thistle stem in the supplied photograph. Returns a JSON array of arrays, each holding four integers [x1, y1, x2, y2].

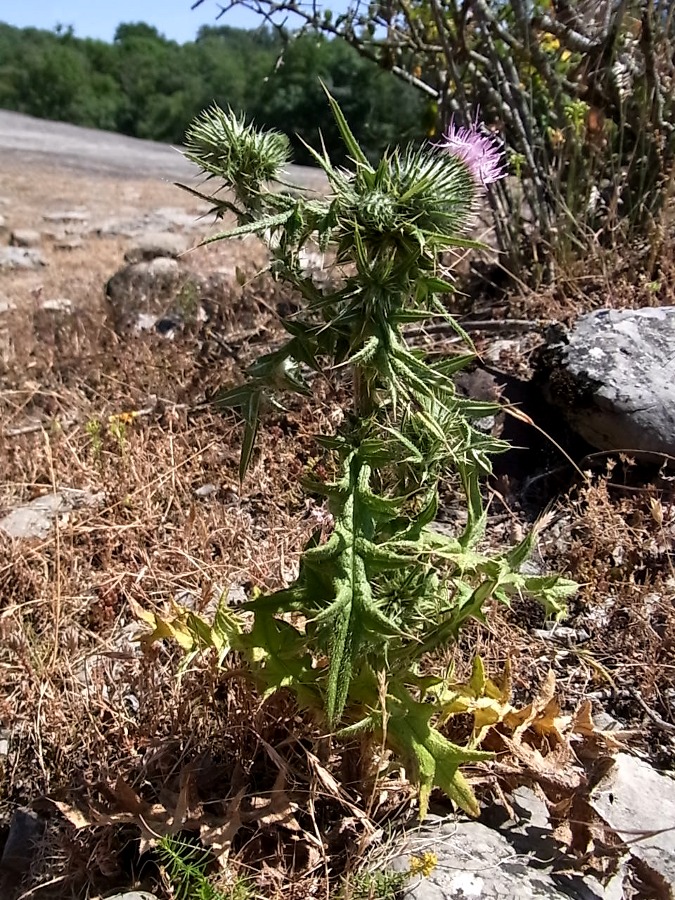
[[353, 366, 373, 419]]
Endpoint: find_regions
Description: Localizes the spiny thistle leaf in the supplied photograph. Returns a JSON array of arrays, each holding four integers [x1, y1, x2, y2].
[[386, 685, 491, 818], [322, 82, 370, 167]]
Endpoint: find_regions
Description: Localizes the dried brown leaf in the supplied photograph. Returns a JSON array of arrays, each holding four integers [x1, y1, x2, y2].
[[200, 786, 247, 868]]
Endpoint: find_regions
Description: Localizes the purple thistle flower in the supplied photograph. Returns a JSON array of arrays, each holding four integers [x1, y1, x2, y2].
[[437, 117, 506, 187]]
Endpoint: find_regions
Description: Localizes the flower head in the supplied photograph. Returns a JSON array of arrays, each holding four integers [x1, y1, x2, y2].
[[437, 117, 506, 187]]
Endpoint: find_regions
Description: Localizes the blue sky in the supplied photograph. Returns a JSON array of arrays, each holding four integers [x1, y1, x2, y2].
[[0, 0, 273, 43]]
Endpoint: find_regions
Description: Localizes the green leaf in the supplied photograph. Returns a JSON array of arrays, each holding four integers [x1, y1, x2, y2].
[[321, 82, 370, 168], [244, 609, 316, 702], [386, 684, 491, 818]]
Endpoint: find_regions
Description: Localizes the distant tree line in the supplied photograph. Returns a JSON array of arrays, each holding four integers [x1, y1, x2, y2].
[[0, 21, 427, 164]]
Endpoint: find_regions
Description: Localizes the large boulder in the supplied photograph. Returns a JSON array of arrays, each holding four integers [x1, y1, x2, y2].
[[104, 258, 235, 336], [540, 307, 675, 455]]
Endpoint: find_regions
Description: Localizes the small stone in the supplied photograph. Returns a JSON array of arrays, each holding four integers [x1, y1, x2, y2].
[[0, 298, 16, 314], [42, 210, 89, 223], [104, 894, 158, 900], [0, 214, 8, 237], [124, 231, 190, 263], [195, 483, 219, 499], [0, 247, 46, 270], [10, 228, 41, 248], [41, 298, 73, 312], [54, 237, 83, 251], [227, 584, 247, 606], [135, 313, 161, 332], [145, 257, 181, 276]]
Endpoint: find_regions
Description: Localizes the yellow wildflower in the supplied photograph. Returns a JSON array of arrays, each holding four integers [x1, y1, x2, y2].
[[409, 851, 438, 878]]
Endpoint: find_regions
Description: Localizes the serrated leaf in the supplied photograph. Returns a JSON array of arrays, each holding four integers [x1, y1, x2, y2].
[[244, 609, 315, 701], [199, 209, 293, 245]]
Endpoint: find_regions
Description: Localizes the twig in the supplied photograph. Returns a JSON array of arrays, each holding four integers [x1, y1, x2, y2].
[[404, 318, 545, 339], [629, 687, 675, 734]]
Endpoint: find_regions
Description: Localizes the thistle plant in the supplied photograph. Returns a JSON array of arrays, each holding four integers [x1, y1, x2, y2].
[[178, 92, 576, 817]]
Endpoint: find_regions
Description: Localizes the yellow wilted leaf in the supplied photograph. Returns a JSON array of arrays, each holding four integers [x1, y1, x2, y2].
[[504, 671, 571, 745], [438, 658, 516, 745], [129, 594, 241, 663], [108, 410, 140, 426], [130, 598, 196, 652]]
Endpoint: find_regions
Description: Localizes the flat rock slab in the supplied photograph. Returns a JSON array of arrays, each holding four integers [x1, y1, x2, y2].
[[10, 228, 42, 248], [0, 247, 46, 270], [590, 753, 675, 893], [94, 207, 205, 238], [542, 307, 675, 454], [42, 209, 89, 223], [391, 788, 622, 900], [0, 489, 104, 540], [395, 818, 608, 900]]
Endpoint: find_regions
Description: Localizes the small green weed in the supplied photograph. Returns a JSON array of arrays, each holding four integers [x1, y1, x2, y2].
[[340, 869, 407, 900], [158, 836, 252, 900]]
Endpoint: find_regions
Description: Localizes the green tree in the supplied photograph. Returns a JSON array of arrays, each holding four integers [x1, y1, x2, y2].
[[0, 21, 426, 165]]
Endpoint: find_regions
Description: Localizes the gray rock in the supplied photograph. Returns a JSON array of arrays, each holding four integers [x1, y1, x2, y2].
[[104, 894, 158, 900], [105, 258, 225, 336], [0, 489, 104, 540], [0, 298, 16, 314], [591, 753, 675, 892], [0, 808, 45, 874], [0, 214, 8, 237], [194, 483, 219, 498], [10, 228, 41, 248], [94, 207, 202, 238], [41, 298, 73, 312], [0, 246, 46, 270], [542, 307, 675, 454], [124, 231, 190, 263], [392, 794, 615, 900]]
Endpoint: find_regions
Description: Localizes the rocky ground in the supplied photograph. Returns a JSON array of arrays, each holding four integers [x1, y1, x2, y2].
[[0, 112, 674, 900]]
